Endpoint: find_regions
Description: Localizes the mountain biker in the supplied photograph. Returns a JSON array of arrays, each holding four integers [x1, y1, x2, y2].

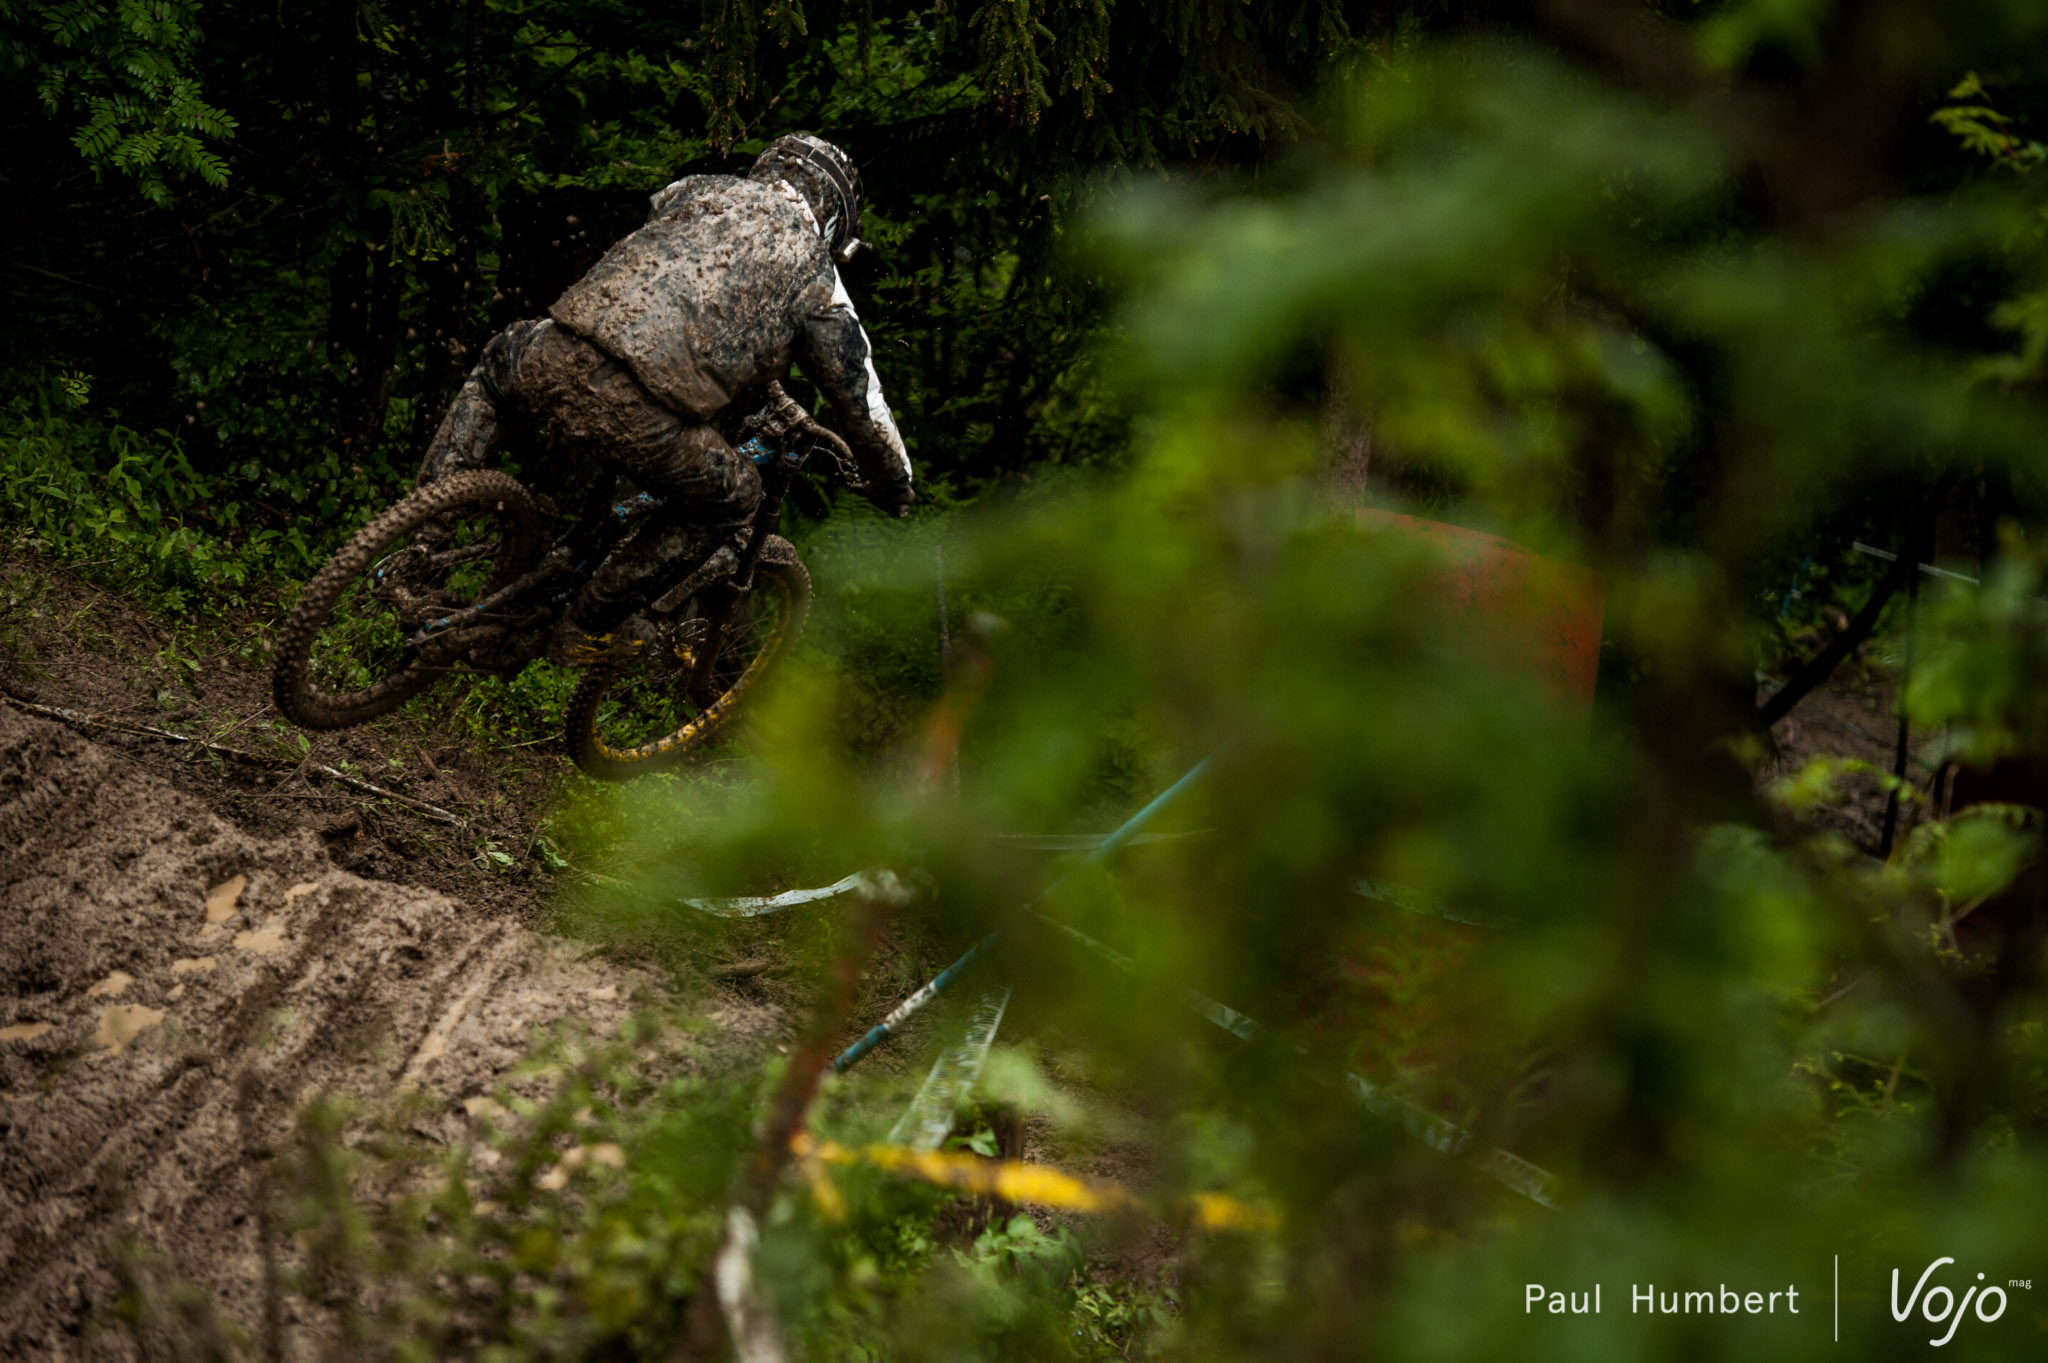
[[415, 133, 914, 666]]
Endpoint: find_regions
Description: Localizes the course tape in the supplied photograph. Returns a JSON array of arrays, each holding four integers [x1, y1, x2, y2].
[[831, 747, 1228, 1075], [1041, 916, 1560, 1211], [683, 828, 1211, 917], [833, 933, 996, 1074], [996, 830, 1211, 851], [1850, 540, 1982, 586], [791, 1132, 1276, 1231], [685, 868, 889, 918], [887, 985, 1012, 1152], [1349, 875, 1520, 930]]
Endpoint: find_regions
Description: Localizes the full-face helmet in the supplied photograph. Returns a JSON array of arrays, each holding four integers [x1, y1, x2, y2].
[[751, 134, 864, 262]]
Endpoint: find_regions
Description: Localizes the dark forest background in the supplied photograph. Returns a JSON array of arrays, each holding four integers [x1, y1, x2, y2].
[[6, 0, 2042, 620], [2, 0, 1395, 607]]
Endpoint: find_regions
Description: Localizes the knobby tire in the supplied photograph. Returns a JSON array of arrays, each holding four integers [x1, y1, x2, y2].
[[272, 470, 540, 730], [564, 537, 811, 780]]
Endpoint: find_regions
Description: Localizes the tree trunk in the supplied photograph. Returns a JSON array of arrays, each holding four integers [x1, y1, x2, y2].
[[323, 0, 366, 361], [409, 0, 492, 457], [1320, 365, 1372, 508], [350, 231, 403, 457]]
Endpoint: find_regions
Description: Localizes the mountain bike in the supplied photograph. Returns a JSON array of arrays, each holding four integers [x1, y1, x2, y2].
[[271, 382, 856, 779]]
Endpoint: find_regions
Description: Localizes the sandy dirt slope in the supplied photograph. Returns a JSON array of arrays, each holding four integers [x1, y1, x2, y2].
[[0, 701, 652, 1358]]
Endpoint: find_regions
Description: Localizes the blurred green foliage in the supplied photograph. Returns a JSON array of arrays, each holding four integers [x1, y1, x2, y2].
[[510, 6, 2048, 1360], [16, 0, 2048, 1359]]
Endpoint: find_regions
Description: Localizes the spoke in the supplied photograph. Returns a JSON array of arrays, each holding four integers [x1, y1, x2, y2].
[[302, 506, 518, 708], [586, 576, 790, 761], [426, 540, 497, 570]]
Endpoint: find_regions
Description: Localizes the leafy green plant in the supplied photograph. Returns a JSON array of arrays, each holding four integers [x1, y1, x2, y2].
[[5, 0, 238, 204], [1071, 1278, 1176, 1361], [472, 836, 516, 873]]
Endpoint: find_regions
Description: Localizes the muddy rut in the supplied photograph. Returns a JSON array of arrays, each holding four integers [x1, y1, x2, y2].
[[0, 701, 653, 1357]]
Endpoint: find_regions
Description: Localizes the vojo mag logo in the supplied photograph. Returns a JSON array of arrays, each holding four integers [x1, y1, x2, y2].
[[1890, 1257, 2029, 1348]]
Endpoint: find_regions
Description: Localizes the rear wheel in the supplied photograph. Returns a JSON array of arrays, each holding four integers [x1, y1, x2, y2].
[[564, 537, 811, 780], [272, 470, 541, 729]]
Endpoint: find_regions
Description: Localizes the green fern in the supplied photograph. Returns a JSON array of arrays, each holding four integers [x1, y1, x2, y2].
[[10, 0, 238, 202]]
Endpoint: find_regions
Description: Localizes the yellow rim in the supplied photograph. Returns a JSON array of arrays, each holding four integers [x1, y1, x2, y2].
[[590, 576, 794, 765]]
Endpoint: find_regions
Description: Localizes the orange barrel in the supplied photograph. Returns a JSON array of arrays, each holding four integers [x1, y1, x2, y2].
[[1338, 513, 1606, 1107], [1356, 509, 1606, 721]]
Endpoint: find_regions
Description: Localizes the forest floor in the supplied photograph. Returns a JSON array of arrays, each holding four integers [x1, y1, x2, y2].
[[0, 545, 712, 1356], [1758, 651, 1929, 855], [0, 548, 1173, 1359]]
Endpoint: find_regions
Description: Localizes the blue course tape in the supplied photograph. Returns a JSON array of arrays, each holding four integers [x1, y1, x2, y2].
[[830, 745, 1227, 1076], [832, 932, 997, 1074], [1081, 749, 1220, 866]]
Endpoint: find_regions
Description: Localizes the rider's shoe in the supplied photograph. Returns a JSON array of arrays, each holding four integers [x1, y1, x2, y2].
[[550, 617, 648, 669]]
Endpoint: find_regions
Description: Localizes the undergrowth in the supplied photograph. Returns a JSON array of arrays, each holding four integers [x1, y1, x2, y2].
[[0, 371, 375, 617], [110, 1011, 1166, 1363]]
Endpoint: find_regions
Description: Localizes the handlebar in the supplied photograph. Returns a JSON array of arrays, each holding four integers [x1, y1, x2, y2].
[[745, 381, 868, 492]]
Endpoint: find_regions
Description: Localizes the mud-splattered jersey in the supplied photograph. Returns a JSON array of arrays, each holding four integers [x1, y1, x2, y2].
[[549, 174, 912, 492]]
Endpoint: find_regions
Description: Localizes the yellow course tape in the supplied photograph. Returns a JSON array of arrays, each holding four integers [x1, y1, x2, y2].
[[790, 1133, 1277, 1232]]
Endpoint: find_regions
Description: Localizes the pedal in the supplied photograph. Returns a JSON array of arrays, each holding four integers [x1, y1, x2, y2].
[[553, 622, 650, 669]]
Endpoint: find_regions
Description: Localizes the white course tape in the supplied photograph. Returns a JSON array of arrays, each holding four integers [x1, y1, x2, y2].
[[1850, 540, 1981, 586], [1350, 875, 1519, 930], [887, 985, 1013, 1153], [685, 868, 889, 918], [1041, 916, 1559, 1210]]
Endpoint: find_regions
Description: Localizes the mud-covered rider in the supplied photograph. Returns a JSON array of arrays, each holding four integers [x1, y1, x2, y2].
[[416, 134, 914, 666]]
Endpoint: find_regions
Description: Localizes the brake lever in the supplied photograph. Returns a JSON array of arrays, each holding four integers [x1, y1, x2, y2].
[[806, 426, 867, 493], [747, 382, 868, 491]]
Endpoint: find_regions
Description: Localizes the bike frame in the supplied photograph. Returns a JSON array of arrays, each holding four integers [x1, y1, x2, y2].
[[398, 383, 837, 684]]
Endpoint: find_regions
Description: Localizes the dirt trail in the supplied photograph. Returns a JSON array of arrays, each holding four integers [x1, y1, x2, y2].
[[0, 701, 655, 1357]]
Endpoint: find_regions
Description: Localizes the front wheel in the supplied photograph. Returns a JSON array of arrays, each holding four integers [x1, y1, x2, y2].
[[272, 470, 541, 730], [564, 537, 811, 780]]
